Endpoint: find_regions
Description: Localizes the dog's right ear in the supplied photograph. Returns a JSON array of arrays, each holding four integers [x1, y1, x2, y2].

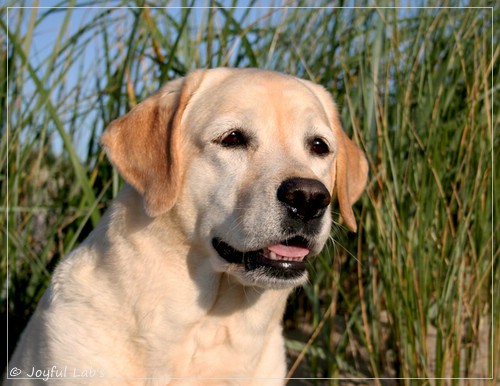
[[100, 71, 206, 217]]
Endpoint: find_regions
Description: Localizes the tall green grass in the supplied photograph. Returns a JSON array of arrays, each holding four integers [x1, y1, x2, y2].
[[2, 2, 498, 384]]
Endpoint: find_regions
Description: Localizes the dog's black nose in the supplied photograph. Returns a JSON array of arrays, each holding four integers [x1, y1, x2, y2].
[[277, 178, 331, 221]]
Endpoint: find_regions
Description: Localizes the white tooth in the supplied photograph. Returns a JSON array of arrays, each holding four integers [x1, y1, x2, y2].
[[269, 251, 277, 260]]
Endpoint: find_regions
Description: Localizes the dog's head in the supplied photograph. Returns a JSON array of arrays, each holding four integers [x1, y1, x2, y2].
[[101, 68, 368, 289]]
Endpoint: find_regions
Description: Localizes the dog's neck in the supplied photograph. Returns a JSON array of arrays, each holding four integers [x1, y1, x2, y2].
[[90, 186, 291, 342]]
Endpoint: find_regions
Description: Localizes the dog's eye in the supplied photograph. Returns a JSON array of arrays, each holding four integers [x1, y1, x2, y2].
[[219, 130, 248, 148], [309, 137, 330, 156]]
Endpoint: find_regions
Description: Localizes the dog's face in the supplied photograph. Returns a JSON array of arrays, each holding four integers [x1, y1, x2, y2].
[[101, 68, 368, 289]]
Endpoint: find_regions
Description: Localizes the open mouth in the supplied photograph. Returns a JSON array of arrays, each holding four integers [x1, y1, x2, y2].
[[212, 236, 311, 280]]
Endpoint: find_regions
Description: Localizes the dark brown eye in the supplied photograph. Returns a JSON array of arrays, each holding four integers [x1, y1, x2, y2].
[[219, 130, 248, 148], [310, 137, 330, 156]]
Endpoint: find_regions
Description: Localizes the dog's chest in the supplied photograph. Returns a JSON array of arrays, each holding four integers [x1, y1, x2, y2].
[[179, 319, 264, 376], [193, 320, 231, 349], [140, 272, 290, 380]]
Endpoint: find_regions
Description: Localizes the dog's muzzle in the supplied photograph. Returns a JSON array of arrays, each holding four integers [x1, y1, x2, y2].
[[212, 177, 331, 284]]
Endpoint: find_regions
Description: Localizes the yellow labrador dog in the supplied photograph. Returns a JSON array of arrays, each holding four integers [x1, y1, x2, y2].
[[8, 68, 367, 385]]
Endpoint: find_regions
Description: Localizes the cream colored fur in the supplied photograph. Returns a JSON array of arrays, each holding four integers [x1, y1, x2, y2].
[[7, 68, 367, 385]]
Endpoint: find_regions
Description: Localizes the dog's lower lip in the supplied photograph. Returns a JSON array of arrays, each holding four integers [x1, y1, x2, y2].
[[245, 253, 307, 271]]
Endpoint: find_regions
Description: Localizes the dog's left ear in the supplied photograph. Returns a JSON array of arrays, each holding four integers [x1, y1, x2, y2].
[[299, 80, 368, 232], [333, 127, 368, 232], [101, 70, 206, 217]]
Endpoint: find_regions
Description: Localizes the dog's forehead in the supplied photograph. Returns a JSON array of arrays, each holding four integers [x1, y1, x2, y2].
[[185, 71, 328, 130], [209, 72, 323, 110]]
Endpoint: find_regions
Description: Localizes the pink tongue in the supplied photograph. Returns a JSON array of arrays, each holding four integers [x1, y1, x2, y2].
[[267, 244, 310, 259]]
